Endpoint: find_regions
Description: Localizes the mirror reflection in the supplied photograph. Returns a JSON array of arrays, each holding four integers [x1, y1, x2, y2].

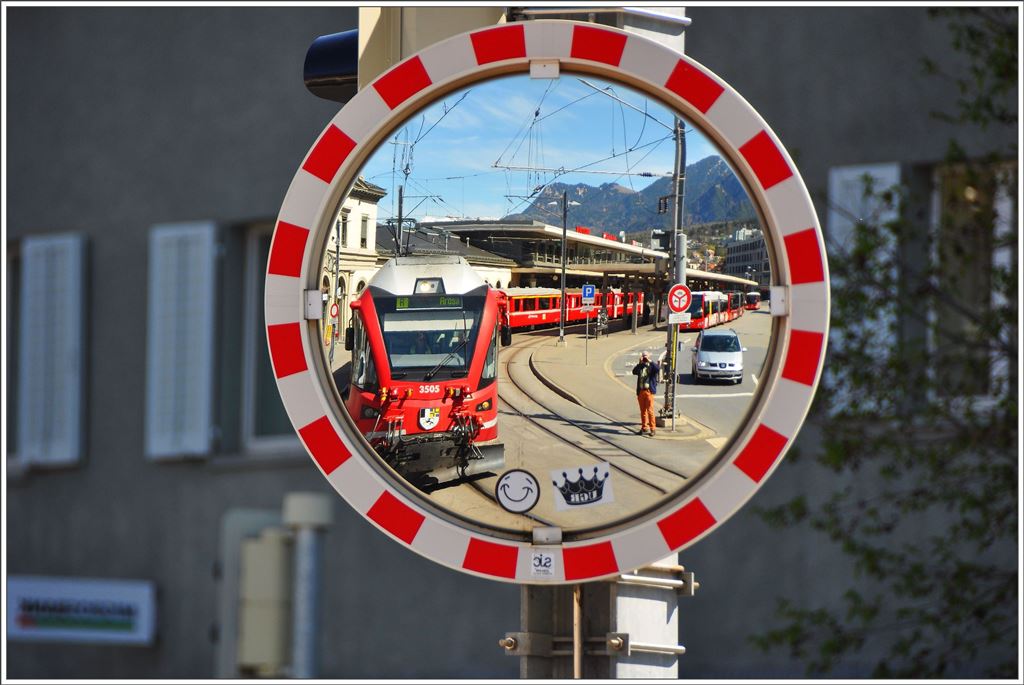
[[316, 74, 772, 535]]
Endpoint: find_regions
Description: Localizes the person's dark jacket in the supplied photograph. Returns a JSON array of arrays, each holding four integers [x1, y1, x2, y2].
[[632, 359, 660, 394]]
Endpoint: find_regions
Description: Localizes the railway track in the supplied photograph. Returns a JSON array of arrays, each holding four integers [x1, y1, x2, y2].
[[497, 333, 689, 495]]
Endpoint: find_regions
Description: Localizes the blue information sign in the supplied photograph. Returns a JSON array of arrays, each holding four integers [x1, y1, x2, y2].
[[581, 283, 596, 305]]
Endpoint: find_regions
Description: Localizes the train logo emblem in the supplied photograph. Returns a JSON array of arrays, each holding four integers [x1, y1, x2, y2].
[[551, 464, 613, 511], [495, 470, 540, 514], [418, 407, 441, 430]]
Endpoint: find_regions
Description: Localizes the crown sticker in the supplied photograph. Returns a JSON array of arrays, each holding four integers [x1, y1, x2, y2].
[[551, 464, 614, 511]]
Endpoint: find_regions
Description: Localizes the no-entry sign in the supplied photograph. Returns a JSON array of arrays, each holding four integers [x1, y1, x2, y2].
[[267, 20, 829, 584], [668, 283, 692, 314]]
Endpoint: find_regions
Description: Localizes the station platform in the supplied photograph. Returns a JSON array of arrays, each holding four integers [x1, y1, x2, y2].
[[524, 322, 711, 440]]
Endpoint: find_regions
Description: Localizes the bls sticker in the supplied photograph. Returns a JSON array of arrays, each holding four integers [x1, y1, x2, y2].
[[531, 551, 555, 578], [418, 407, 441, 430]]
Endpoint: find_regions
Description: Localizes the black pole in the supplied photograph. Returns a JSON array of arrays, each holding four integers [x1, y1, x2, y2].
[[559, 190, 567, 344], [398, 185, 406, 257]]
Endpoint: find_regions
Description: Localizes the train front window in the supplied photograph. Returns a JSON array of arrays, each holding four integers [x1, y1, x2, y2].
[[351, 313, 378, 392], [378, 304, 483, 379], [480, 324, 499, 386]]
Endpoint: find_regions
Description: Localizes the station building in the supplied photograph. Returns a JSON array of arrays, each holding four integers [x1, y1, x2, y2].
[[424, 219, 667, 293], [319, 176, 387, 336], [423, 219, 757, 304], [721, 228, 770, 292]]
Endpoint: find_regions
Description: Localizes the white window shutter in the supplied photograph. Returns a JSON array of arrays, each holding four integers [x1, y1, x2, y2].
[[827, 164, 901, 256], [17, 233, 86, 466], [145, 222, 217, 459], [826, 163, 901, 414]]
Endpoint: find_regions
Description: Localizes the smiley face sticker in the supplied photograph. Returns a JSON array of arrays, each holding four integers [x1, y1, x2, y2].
[[495, 470, 540, 514]]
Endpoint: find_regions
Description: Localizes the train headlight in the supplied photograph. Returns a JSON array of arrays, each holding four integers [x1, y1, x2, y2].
[[378, 387, 388, 401], [475, 400, 492, 412], [361, 406, 380, 419], [404, 389, 414, 399], [414, 277, 443, 294]]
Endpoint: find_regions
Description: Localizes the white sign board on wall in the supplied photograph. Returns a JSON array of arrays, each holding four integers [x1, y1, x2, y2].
[[7, 576, 156, 645]]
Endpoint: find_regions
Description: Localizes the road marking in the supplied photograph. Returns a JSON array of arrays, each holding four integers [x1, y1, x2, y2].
[[751, 374, 758, 386], [676, 392, 754, 399], [706, 437, 729, 449]]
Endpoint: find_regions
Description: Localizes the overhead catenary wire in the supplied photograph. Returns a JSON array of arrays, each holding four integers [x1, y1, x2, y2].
[[381, 77, 687, 222], [494, 79, 555, 166]]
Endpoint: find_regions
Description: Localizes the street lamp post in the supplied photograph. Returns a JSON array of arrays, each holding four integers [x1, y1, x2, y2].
[[548, 191, 580, 345]]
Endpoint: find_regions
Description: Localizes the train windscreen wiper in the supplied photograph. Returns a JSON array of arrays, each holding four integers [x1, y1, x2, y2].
[[423, 337, 469, 381]]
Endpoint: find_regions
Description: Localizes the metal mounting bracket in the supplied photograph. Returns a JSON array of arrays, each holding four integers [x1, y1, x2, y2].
[[607, 631, 686, 657], [617, 564, 700, 597], [304, 290, 323, 320], [498, 631, 552, 657], [770, 285, 789, 316]]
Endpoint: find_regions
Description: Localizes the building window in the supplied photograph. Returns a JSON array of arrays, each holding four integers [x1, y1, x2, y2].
[[930, 163, 1013, 399], [145, 223, 217, 459], [12, 233, 86, 467], [360, 215, 368, 248], [6, 240, 20, 464], [340, 210, 349, 249], [241, 224, 302, 453], [825, 163, 901, 415]]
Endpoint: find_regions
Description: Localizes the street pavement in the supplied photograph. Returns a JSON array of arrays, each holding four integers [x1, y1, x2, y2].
[[528, 310, 772, 449]]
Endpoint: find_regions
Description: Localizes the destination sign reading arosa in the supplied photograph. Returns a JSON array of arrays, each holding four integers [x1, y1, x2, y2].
[[395, 295, 463, 310]]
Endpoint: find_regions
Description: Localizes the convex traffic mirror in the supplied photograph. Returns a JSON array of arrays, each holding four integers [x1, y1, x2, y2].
[[268, 21, 828, 584], [315, 73, 774, 538]]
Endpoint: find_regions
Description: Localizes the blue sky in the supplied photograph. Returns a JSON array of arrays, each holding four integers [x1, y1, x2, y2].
[[359, 74, 722, 223]]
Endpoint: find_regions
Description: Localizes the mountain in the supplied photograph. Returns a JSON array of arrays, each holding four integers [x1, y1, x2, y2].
[[502, 155, 755, 234]]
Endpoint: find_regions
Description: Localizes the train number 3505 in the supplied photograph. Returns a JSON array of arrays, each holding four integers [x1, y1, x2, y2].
[[419, 384, 441, 394]]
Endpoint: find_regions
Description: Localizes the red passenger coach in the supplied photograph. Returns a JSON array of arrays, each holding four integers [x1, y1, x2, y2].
[[726, 291, 745, 322], [678, 290, 727, 331], [502, 287, 645, 330], [344, 256, 511, 488], [745, 291, 762, 310]]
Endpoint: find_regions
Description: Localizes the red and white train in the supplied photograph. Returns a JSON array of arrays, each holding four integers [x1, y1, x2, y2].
[[676, 289, 747, 331], [501, 286, 645, 329], [744, 291, 762, 310], [344, 255, 511, 487]]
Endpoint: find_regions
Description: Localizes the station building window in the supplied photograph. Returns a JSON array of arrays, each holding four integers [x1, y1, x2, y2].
[[7, 232, 87, 469], [240, 224, 301, 454], [826, 160, 1015, 412], [931, 162, 1014, 399]]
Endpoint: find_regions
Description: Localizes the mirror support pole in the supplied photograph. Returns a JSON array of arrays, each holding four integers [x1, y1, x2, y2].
[[503, 556, 690, 678], [573, 584, 583, 678]]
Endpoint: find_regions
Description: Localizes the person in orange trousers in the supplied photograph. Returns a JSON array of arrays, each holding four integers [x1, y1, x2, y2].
[[632, 350, 660, 436]]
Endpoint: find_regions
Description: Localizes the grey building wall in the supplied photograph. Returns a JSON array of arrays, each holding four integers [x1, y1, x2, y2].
[[5, 7, 519, 679], [5, 6, 1015, 679], [677, 6, 1016, 678]]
